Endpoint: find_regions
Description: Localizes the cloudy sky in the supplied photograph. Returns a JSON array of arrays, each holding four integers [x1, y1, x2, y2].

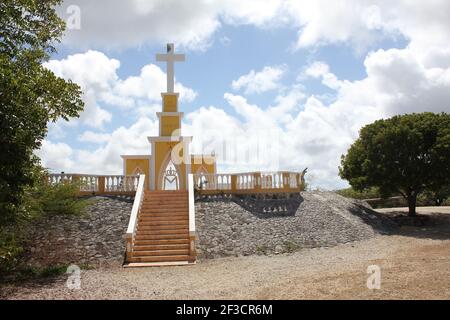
[[37, 0, 450, 189]]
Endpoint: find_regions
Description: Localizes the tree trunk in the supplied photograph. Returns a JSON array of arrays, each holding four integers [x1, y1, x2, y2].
[[407, 194, 417, 217]]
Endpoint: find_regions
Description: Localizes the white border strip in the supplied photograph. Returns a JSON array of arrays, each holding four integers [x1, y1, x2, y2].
[[126, 174, 146, 236], [188, 173, 195, 233]]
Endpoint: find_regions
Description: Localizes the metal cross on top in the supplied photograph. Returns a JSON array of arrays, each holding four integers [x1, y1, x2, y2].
[[156, 43, 185, 93]]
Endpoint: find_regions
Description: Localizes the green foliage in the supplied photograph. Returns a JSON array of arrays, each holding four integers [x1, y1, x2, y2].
[[335, 187, 382, 200], [282, 240, 300, 253], [38, 182, 90, 216], [255, 245, 269, 255], [1, 263, 95, 283], [1, 263, 66, 283], [339, 112, 450, 216], [0, 167, 90, 273], [0, 0, 84, 223], [21, 167, 91, 217], [0, 226, 24, 274], [420, 185, 450, 206]]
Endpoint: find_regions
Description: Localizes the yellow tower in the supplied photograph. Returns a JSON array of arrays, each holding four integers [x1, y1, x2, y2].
[[121, 43, 216, 190]]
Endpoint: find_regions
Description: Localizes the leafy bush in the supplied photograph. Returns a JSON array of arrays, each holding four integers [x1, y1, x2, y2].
[[33, 182, 90, 216], [0, 227, 24, 275], [1, 173, 90, 274], [335, 187, 382, 200]]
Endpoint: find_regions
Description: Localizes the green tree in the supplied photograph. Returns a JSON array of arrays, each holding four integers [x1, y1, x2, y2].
[[339, 113, 450, 216], [0, 0, 84, 223], [421, 185, 450, 206]]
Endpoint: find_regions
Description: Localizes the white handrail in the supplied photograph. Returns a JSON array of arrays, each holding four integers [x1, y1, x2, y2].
[[188, 174, 196, 234], [188, 173, 196, 260], [125, 174, 146, 239]]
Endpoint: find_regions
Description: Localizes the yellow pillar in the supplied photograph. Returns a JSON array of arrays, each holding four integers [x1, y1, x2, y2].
[[282, 172, 289, 191], [98, 176, 105, 194], [231, 175, 237, 192], [253, 172, 261, 191]]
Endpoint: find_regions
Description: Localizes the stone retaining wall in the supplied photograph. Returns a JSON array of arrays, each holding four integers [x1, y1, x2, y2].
[[22, 196, 133, 267], [194, 191, 396, 259], [21, 192, 396, 267]]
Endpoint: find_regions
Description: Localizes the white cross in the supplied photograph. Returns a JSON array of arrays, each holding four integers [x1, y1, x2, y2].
[[156, 43, 185, 93]]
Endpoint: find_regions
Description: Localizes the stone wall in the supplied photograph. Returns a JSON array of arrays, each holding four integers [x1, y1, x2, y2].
[[22, 196, 133, 267], [22, 191, 397, 267], [194, 191, 396, 259]]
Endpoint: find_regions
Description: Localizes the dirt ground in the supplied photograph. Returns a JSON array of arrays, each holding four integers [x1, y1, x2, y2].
[[1, 207, 449, 300]]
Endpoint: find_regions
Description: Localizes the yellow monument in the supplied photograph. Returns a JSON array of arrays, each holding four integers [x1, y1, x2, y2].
[[121, 43, 216, 190]]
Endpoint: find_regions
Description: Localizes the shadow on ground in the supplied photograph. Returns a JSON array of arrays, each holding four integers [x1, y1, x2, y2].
[[379, 211, 450, 240]]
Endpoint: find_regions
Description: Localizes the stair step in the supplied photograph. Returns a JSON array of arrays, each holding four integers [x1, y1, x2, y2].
[[132, 249, 189, 257], [126, 190, 195, 265], [141, 206, 188, 209], [138, 220, 187, 225], [139, 219, 188, 224], [133, 244, 189, 251], [141, 205, 187, 209], [137, 229, 188, 235], [139, 213, 189, 221], [141, 205, 189, 213], [144, 194, 188, 198], [124, 261, 194, 268], [139, 213, 188, 217], [135, 234, 189, 240], [144, 195, 187, 198], [143, 199, 188, 201], [143, 203, 187, 206], [134, 239, 189, 245], [138, 228, 189, 234], [138, 220, 188, 226], [129, 255, 190, 263], [138, 226, 188, 232], [142, 198, 188, 201], [144, 190, 187, 193]]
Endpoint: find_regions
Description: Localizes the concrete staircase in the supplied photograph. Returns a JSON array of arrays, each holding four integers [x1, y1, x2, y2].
[[127, 190, 194, 265]]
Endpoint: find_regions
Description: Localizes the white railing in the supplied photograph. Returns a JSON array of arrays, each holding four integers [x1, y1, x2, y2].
[[79, 175, 99, 192], [105, 175, 139, 192], [193, 171, 303, 193], [260, 172, 285, 189], [47, 173, 139, 193], [124, 174, 146, 261], [236, 173, 255, 190], [194, 173, 232, 190]]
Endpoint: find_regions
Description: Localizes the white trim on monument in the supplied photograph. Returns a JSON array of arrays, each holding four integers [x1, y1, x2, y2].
[[156, 112, 184, 117], [120, 155, 152, 159], [161, 93, 179, 98], [150, 143, 155, 190], [184, 139, 192, 188], [157, 152, 184, 190], [147, 136, 192, 143]]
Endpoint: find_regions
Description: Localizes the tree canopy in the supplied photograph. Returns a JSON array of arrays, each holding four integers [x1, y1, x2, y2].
[[339, 112, 450, 216], [0, 0, 84, 223]]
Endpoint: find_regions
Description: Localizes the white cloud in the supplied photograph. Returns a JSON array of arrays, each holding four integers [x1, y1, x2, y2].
[[39, 117, 159, 174], [58, 1, 450, 55], [303, 62, 343, 90], [39, 44, 450, 189], [36, 141, 74, 171], [44, 50, 196, 129], [78, 131, 111, 144], [38, 1, 450, 189], [114, 64, 197, 103], [231, 65, 286, 94], [283, 0, 450, 55]]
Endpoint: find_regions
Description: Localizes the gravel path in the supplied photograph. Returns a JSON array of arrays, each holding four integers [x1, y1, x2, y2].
[[3, 207, 449, 300], [2, 235, 449, 299]]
